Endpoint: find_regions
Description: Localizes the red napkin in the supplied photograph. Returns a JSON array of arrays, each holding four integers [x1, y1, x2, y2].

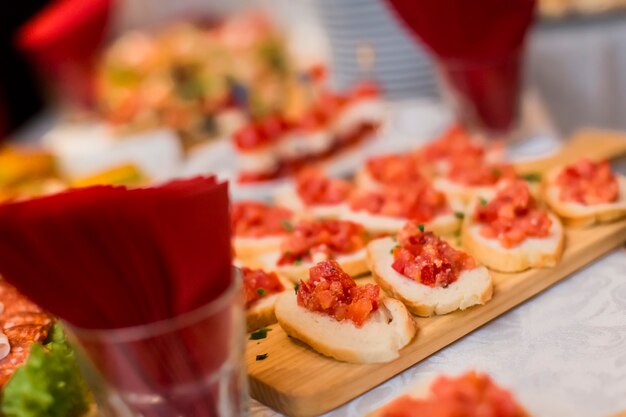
[[384, 0, 536, 133], [0, 176, 231, 329], [384, 0, 536, 61], [16, 0, 113, 107]]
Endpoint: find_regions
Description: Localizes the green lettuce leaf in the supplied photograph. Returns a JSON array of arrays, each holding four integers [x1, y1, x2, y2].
[[1, 324, 91, 417]]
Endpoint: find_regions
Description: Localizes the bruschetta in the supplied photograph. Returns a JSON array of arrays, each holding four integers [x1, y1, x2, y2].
[[274, 168, 351, 218], [275, 260, 416, 363], [242, 267, 290, 332], [463, 179, 564, 272], [544, 158, 626, 227], [342, 183, 463, 236], [354, 153, 431, 192], [367, 222, 492, 317], [368, 371, 530, 417], [257, 218, 371, 282], [231, 201, 293, 259]]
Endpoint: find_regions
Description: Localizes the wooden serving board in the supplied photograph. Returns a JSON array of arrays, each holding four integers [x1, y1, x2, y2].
[[245, 130, 626, 417]]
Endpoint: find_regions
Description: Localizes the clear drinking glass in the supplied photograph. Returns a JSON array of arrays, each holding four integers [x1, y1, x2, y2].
[[65, 274, 247, 417], [436, 49, 524, 138]]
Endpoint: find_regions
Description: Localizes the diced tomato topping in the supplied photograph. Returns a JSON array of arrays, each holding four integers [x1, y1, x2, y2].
[[277, 219, 369, 265], [556, 159, 619, 205], [297, 260, 380, 326], [474, 180, 552, 248], [379, 371, 528, 417], [295, 168, 351, 206], [391, 222, 476, 287], [231, 201, 292, 238], [418, 124, 486, 163], [296, 106, 329, 132], [350, 81, 380, 100], [233, 115, 289, 150], [241, 267, 284, 308], [365, 154, 428, 187], [448, 157, 517, 186], [350, 184, 449, 222]]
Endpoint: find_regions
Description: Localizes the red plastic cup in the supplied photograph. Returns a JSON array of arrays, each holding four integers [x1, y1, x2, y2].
[[65, 271, 247, 417], [436, 49, 523, 137]]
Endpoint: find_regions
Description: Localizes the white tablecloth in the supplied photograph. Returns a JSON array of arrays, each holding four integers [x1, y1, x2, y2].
[[250, 247, 626, 417]]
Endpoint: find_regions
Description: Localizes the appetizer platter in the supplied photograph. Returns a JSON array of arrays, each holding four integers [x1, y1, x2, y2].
[[238, 128, 626, 417]]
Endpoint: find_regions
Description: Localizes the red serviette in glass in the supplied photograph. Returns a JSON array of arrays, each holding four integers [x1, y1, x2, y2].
[[0, 176, 231, 329], [16, 0, 114, 107]]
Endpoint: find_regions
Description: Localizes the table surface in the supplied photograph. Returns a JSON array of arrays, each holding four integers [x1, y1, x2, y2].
[[250, 247, 626, 417]]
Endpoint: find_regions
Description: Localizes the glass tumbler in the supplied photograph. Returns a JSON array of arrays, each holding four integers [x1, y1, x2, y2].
[[65, 276, 247, 417], [436, 49, 524, 138]]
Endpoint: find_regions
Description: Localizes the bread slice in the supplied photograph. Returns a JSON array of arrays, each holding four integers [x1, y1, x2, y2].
[[274, 186, 347, 219], [367, 237, 493, 317], [275, 294, 416, 363], [234, 235, 283, 260], [433, 177, 494, 203], [341, 209, 461, 236], [246, 293, 282, 332], [257, 248, 369, 283], [366, 373, 530, 417], [544, 172, 626, 227], [462, 210, 564, 273]]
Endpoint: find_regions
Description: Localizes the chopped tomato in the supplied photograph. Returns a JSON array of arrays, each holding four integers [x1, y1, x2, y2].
[[474, 180, 552, 248], [350, 81, 380, 100], [277, 219, 369, 265], [556, 159, 618, 205], [231, 201, 292, 238], [233, 114, 289, 150], [392, 222, 476, 287], [448, 157, 517, 186], [295, 168, 351, 206], [379, 371, 528, 417], [233, 123, 269, 150], [350, 184, 449, 222], [241, 267, 284, 308], [296, 106, 328, 132], [418, 124, 486, 163], [365, 154, 428, 187], [297, 260, 380, 326]]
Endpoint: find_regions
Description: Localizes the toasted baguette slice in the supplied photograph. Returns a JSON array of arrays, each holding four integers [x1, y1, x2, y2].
[[246, 293, 281, 332], [234, 235, 283, 260], [462, 210, 564, 272], [257, 248, 369, 282], [544, 172, 626, 227], [433, 177, 493, 203], [367, 237, 493, 317], [274, 186, 347, 219], [275, 294, 416, 363], [341, 196, 464, 236]]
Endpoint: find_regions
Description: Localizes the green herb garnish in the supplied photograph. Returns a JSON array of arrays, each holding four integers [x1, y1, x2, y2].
[[492, 167, 502, 178], [249, 327, 272, 340], [294, 282, 300, 294], [256, 288, 266, 296], [454, 211, 465, 220], [256, 353, 269, 361], [390, 245, 399, 254], [294, 257, 302, 266], [281, 219, 294, 232], [521, 172, 542, 182], [479, 197, 488, 206], [418, 224, 425, 232]]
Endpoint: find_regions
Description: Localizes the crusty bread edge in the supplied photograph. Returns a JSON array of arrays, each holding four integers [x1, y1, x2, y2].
[[461, 212, 564, 273], [276, 298, 416, 364], [366, 242, 493, 317], [543, 172, 626, 228]]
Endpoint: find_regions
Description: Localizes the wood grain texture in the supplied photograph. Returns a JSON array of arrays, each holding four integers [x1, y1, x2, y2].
[[245, 131, 626, 417]]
